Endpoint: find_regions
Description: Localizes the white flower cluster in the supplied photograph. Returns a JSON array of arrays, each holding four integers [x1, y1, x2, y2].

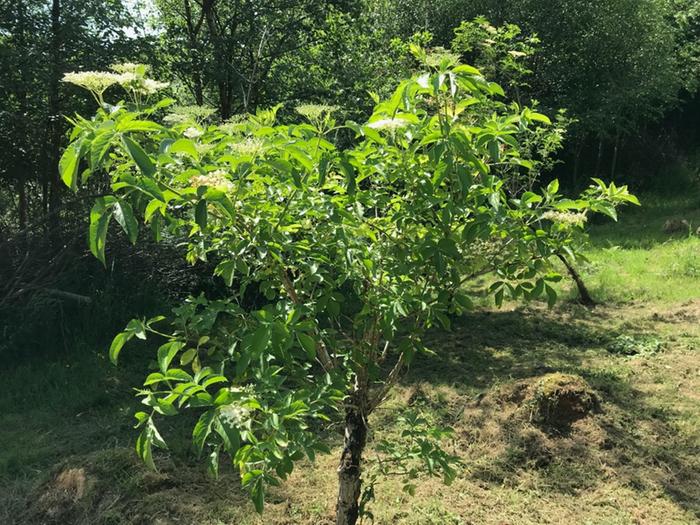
[[230, 137, 263, 156], [183, 127, 203, 139], [61, 63, 168, 100], [219, 386, 255, 426], [541, 210, 587, 226], [296, 103, 338, 121], [119, 75, 169, 95], [190, 170, 234, 191], [61, 71, 121, 95], [163, 105, 217, 124], [367, 117, 411, 131], [219, 403, 251, 426]]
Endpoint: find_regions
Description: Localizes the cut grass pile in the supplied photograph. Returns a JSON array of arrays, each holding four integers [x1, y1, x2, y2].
[[0, 191, 698, 524]]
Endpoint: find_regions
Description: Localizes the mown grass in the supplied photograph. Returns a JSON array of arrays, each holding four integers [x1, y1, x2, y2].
[[1, 189, 698, 524], [567, 189, 700, 305]]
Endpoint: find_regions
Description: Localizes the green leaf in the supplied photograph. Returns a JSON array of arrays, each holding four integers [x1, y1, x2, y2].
[[89, 199, 113, 265], [453, 292, 473, 310], [122, 135, 156, 176], [125, 318, 147, 339], [180, 348, 197, 366], [207, 445, 220, 478], [192, 410, 217, 456], [318, 155, 329, 186], [591, 201, 618, 221], [135, 178, 166, 202], [215, 260, 236, 287], [135, 424, 156, 470], [248, 325, 270, 356], [252, 476, 265, 514], [113, 200, 139, 244], [59, 140, 82, 191], [157, 341, 185, 373], [165, 368, 193, 382], [117, 120, 164, 133], [340, 155, 356, 196], [545, 284, 558, 308], [195, 200, 208, 230], [109, 331, 132, 365], [169, 138, 199, 160], [90, 130, 115, 169], [528, 112, 551, 125], [145, 199, 165, 222], [494, 286, 505, 307], [136, 418, 167, 471], [297, 333, 317, 360]]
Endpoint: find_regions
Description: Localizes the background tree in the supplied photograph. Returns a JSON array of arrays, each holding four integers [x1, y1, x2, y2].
[[154, 0, 358, 118], [0, 0, 153, 234]]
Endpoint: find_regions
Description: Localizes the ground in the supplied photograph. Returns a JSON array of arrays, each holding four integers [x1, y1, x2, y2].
[[1, 193, 698, 525]]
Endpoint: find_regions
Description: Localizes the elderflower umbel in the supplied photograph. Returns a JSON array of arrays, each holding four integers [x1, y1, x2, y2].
[[367, 117, 411, 132], [230, 137, 263, 156], [61, 71, 120, 96], [219, 403, 251, 426], [183, 127, 203, 139], [164, 105, 217, 124], [541, 211, 587, 226], [190, 170, 234, 191], [296, 103, 338, 121], [116, 72, 169, 95]]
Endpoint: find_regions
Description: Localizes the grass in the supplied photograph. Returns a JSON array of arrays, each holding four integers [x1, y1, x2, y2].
[[1, 189, 699, 524], [567, 190, 700, 305]]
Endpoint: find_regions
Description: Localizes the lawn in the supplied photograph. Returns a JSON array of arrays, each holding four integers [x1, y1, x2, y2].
[[1, 192, 698, 525]]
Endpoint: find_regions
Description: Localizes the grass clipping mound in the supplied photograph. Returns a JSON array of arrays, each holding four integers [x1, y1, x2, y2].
[[526, 373, 600, 430], [459, 372, 605, 489]]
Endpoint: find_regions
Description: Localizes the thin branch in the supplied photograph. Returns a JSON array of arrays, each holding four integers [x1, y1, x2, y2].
[[368, 353, 405, 413]]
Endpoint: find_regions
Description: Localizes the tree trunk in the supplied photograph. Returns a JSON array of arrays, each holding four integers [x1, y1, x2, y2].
[[201, 0, 232, 119], [556, 253, 595, 307], [335, 392, 368, 525], [610, 131, 620, 181], [15, 0, 29, 235], [183, 0, 204, 105], [572, 136, 585, 190], [593, 137, 604, 177], [46, 0, 62, 237]]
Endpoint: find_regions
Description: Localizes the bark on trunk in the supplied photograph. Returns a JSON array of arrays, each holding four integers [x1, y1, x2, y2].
[[572, 137, 585, 191], [610, 131, 620, 181], [183, 0, 205, 105], [46, 0, 62, 237], [201, 0, 232, 119], [335, 398, 368, 525], [556, 253, 595, 307], [15, 0, 29, 237], [594, 137, 604, 177]]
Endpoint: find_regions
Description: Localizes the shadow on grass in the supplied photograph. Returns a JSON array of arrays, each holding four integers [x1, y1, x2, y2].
[[2, 306, 698, 523], [404, 307, 700, 519], [411, 307, 611, 390]]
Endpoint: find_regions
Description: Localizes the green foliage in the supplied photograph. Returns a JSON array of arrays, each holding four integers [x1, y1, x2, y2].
[[452, 16, 540, 96], [61, 56, 636, 513], [449, 19, 573, 193]]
